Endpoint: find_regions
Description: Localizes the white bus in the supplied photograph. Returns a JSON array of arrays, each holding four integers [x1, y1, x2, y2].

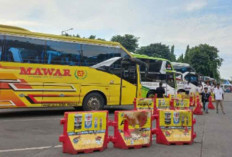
[[133, 54, 176, 98], [172, 62, 199, 93]]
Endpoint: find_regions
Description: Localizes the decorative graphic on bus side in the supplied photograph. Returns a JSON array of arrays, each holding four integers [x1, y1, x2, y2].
[[74, 70, 88, 80]]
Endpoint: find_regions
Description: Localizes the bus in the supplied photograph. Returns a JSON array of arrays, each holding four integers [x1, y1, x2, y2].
[[171, 62, 199, 93], [0, 25, 142, 111], [132, 54, 176, 98]]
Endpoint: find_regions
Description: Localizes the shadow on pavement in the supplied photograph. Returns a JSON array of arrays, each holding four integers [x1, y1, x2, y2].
[[0, 105, 133, 118]]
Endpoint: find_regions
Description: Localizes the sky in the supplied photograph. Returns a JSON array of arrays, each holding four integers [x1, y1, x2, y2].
[[0, 0, 231, 79]]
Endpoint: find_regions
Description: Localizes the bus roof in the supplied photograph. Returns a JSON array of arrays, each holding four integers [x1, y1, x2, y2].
[[0, 24, 132, 57], [132, 53, 170, 62], [132, 53, 176, 73], [171, 62, 190, 67]]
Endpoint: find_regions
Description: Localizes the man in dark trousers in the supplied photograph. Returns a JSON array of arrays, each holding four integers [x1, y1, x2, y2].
[[156, 82, 165, 98], [201, 87, 210, 113]]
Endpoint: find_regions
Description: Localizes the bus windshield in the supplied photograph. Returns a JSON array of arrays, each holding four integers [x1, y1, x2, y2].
[[138, 58, 176, 88]]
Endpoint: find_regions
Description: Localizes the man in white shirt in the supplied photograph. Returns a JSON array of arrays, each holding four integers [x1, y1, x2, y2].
[[213, 83, 225, 114]]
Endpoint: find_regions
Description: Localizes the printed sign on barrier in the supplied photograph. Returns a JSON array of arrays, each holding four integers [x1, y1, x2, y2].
[[59, 111, 108, 154], [134, 98, 155, 114], [174, 99, 190, 108], [113, 110, 152, 149], [156, 98, 171, 109], [158, 110, 193, 143]]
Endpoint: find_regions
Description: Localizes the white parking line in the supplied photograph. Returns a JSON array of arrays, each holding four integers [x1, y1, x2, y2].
[[0, 145, 62, 153], [0, 118, 62, 122]]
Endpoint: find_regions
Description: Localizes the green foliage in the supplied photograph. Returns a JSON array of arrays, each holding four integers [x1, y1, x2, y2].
[[88, 35, 96, 39], [170, 45, 176, 61], [177, 53, 185, 62], [135, 43, 175, 61], [111, 34, 139, 52], [184, 45, 190, 63], [185, 44, 223, 80]]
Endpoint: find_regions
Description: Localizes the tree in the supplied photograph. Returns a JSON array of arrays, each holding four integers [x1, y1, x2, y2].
[[135, 43, 173, 61], [170, 45, 176, 61], [111, 34, 139, 52], [88, 35, 96, 39], [177, 54, 185, 62], [186, 44, 223, 80], [184, 45, 190, 63]]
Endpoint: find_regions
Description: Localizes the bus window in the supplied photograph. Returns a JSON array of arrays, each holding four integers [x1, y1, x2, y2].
[[45, 41, 81, 65], [0, 35, 2, 60], [166, 73, 175, 88], [82, 45, 121, 66], [4, 36, 45, 63], [122, 61, 137, 84], [185, 74, 198, 86]]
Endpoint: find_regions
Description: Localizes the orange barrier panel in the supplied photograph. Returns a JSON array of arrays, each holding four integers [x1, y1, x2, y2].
[[155, 109, 196, 145], [133, 98, 155, 114], [59, 111, 108, 154], [110, 110, 152, 149]]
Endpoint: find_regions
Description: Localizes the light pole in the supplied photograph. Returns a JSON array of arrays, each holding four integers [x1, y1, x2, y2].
[[61, 28, 73, 35]]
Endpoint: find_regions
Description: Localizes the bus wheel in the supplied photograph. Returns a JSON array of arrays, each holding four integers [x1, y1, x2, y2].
[[83, 93, 105, 111], [147, 91, 155, 98], [178, 89, 185, 94]]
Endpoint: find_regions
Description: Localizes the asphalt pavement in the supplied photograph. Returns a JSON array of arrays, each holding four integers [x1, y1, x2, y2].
[[0, 94, 231, 157]]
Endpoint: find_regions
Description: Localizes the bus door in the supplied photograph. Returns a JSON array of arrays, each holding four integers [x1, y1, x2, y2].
[[120, 60, 137, 105]]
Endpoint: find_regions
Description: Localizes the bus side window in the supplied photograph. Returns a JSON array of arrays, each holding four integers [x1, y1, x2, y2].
[[82, 45, 121, 66], [8, 48, 22, 62], [4, 36, 45, 63], [45, 41, 81, 65]]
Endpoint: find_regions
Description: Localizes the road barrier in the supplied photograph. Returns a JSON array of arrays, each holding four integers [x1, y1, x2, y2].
[[134, 98, 155, 114], [109, 110, 153, 149], [173, 99, 190, 109], [60, 98, 198, 154], [155, 109, 196, 145], [156, 98, 173, 109], [59, 111, 109, 154]]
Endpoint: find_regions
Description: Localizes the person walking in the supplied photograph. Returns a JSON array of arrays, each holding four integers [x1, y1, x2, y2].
[[156, 82, 165, 98], [184, 81, 191, 95], [201, 87, 210, 113], [213, 83, 225, 114]]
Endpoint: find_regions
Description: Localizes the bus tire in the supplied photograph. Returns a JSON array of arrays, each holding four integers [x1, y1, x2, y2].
[[178, 89, 185, 94], [82, 92, 105, 111], [147, 91, 156, 98]]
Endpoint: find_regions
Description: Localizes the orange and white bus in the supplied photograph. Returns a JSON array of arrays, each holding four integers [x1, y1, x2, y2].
[[0, 25, 142, 110]]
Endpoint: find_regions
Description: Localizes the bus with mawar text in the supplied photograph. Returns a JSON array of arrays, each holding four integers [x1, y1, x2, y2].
[[0, 25, 142, 111]]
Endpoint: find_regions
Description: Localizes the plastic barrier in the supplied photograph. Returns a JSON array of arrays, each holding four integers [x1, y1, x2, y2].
[[155, 109, 196, 145], [155, 98, 173, 110], [173, 99, 190, 109], [59, 111, 108, 154], [208, 96, 215, 110], [110, 110, 152, 149], [134, 98, 155, 114]]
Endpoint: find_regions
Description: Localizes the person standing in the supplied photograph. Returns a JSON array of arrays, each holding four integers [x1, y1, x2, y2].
[[197, 84, 203, 94], [156, 82, 165, 98], [213, 83, 225, 114], [184, 81, 191, 95], [201, 87, 210, 113]]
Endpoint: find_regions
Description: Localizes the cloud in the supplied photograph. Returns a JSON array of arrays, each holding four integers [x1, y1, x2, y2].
[[0, 0, 231, 79], [185, 0, 208, 12]]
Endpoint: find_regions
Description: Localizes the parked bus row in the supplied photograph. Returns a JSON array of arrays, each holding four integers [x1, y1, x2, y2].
[[0, 25, 213, 111]]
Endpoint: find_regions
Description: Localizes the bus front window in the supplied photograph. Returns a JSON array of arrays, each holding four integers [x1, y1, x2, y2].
[[166, 73, 175, 88]]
